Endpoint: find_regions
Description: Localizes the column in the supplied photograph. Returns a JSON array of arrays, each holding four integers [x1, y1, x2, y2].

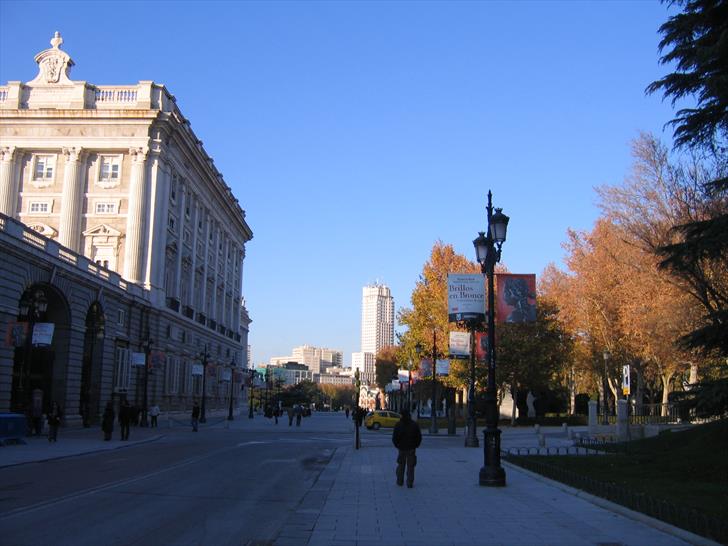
[[148, 156, 170, 294], [174, 185, 187, 300], [210, 224, 219, 321], [58, 147, 84, 252], [200, 212, 210, 318], [123, 147, 149, 284], [188, 198, 199, 305], [0, 147, 18, 216]]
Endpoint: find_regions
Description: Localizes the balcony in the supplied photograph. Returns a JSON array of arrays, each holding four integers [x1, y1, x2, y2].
[[182, 305, 194, 319], [196, 312, 206, 325], [166, 298, 180, 312], [208, 319, 217, 331]]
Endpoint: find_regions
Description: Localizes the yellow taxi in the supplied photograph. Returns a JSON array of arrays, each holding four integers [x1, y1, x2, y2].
[[364, 410, 401, 430]]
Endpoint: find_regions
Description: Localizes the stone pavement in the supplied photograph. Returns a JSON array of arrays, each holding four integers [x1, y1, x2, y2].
[[276, 428, 718, 546]]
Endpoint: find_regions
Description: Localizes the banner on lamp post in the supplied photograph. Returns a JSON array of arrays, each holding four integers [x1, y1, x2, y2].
[[131, 352, 146, 367], [5, 321, 28, 347], [192, 364, 204, 376], [448, 274, 485, 322], [222, 368, 232, 382], [449, 331, 470, 359], [32, 323, 54, 346], [495, 274, 537, 323], [475, 332, 489, 360], [622, 365, 631, 396]]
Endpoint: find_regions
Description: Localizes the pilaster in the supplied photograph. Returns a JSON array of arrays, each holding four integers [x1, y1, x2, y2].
[[58, 147, 85, 252], [0, 147, 18, 217], [123, 147, 149, 284]]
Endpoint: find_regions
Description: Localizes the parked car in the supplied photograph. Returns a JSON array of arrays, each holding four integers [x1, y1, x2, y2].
[[364, 410, 401, 430]]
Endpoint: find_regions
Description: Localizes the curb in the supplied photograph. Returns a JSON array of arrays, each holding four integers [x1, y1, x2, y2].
[[503, 461, 721, 546], [0, 434, 165, 469]]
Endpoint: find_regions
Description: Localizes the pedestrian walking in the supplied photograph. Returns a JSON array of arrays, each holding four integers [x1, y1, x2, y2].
[[273, 406, 280, 425], [30, 388, 44, 436], [119, 399, 131, 440], [47, 401, 62, 442], [102, 401, 115, 441], [295, 404, 303, 427], [392, 408, 422, 488], [287, 406, 294, 426], [149, 404, 160, 427], [345, 407, 350, 419], [191, 401, 200, 432]]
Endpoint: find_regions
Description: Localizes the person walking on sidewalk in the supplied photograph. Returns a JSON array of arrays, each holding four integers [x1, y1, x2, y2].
[[392, 408, 422, 488], [149, 404, 160, 427], [119, 399, 131, 440], [102, 401, 114, 441], [294, 404, 303, 426], [287, 406, 294, 426], [47, 401, 62, 442], [191, 401, 200, 432]]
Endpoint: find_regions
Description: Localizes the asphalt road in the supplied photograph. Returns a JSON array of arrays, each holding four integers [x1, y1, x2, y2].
[[0, 412, 360, 546]]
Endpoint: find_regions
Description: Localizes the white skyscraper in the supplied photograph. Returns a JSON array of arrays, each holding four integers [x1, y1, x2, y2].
[[361, 283, 395, 354], [352, 283, 394, 384]]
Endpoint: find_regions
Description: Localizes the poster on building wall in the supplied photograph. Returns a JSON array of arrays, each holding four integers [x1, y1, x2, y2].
[[5, 321, 28, 347], [31, 322, 54, 346], [449, 331, 470, 359], [131, 352, 146, 367], [475, 332, 489, 360], [495, 273, 537, 323], [192, 364, 204, 376], [447, 274, 485, 322]]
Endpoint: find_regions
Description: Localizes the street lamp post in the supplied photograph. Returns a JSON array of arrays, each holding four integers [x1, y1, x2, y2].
[[141, 338, 152, 427], [465, 323, 479, 447], [354, 368, 361, 450], [17, 289, 48, 415], [228, 356, 236, 421], [415, 336, 439, 435], [602, 350, 611, 425], [199, 344, 209, 423], [473, 189, 509, 487], [248, 369, 256, 419]]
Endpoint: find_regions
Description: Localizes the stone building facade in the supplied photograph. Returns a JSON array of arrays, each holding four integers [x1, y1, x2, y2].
[[0, 34, 253, 424]]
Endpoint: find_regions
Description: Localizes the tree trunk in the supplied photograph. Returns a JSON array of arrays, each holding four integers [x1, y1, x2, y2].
[[660, 372, 673, 416], [568, 365, 576, 415], [510, 384, 517, 426]]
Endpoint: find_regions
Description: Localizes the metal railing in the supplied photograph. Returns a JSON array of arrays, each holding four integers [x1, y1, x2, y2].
[[503, 453, 726, 543]]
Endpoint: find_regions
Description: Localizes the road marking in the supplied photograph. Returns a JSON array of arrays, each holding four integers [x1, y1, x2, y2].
[[236, 441, 267, 447]]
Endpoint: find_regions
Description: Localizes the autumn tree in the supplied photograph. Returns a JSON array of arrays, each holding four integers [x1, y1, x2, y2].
[[397, 241, 481, 391], [375, 345, 400, 390]]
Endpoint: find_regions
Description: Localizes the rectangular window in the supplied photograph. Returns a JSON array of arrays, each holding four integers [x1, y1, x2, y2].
[[29, 202, 50, 213], [99, 156, 121, 181], [33, 155, 55, 180], [170, 176, 177, 202], [166, 356, 180, 394], [117, 309, 125, 327], [114, 346, 130, 391], [95, 202, 117, 214]]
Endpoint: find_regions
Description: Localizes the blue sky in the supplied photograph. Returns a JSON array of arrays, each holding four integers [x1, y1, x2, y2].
[[0, 1, 678, 366]]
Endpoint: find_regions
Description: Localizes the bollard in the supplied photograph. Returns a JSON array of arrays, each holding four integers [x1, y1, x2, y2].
[[562, 422, 568, 434], [534, 424, 540, 434], [567, 428, 574, 440], [538, 433, 546, 447]]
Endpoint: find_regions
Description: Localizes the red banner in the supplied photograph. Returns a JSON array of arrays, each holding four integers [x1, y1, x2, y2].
[[5, 321, 28, 347], [496, 274, 537, 323], [475, 332, 488, 360]]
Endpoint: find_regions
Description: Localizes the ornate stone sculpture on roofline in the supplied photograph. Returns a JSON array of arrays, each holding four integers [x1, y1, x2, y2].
[[28, 31, 74, 86]]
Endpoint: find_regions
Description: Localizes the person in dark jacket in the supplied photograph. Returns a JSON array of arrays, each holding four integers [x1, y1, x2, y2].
[[119, 399, 131, 440], [102, 401, 115, 441], [392, 408, 422, 488], [191, 401, 200, 432], [47, 401, 62, 442]]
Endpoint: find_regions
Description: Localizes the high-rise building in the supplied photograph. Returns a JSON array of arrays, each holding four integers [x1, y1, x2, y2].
[[352, 283, 394, 384], [361, 284, 394, 354]]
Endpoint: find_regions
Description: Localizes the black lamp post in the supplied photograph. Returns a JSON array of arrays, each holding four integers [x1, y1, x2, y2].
[[473, 189, 509, 487], [416, 334, 439, 435], [465, 325, 479, 447], [199, 344, 209, 423], [141, 338, 153, 427], [228, 355, 236, 421], [248, 369, 256, 419], [354, 368, 361, 450], [17, 289, 48, 414], [602, 350, 610, 425]]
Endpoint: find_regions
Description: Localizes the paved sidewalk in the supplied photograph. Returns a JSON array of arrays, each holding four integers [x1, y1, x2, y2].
[[277, 429, 717, 546]]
